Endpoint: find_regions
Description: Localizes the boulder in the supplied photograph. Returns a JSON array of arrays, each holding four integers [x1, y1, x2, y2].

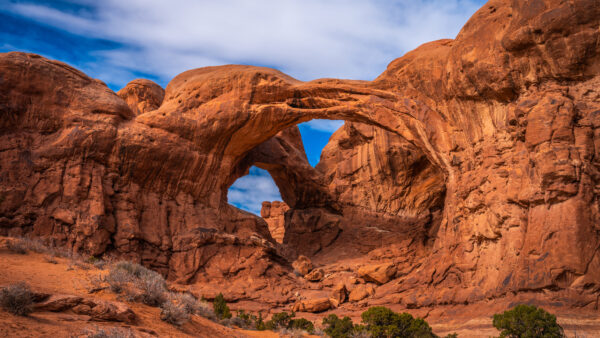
[[330, 283, 348, 305], [292, 297, 331, 313], [292, 255, 313, 276], [357, 263, 396, 285], [305, 268, 325, 282], [349, 284, 376, 302]]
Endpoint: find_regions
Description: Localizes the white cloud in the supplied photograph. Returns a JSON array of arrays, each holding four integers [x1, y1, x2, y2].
[[300, 119, 345, 133], [228, 167, 282, 215], [4, 0, 485, 88]]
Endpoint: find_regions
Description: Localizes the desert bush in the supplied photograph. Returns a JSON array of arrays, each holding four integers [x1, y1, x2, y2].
[[105, 261, 168, 307], [229, 316, 247, 328], [236, 310, 258, 328], [265, 311, 295, 330], [323, 314, 361, 338], [113, 261, 150, 278], [0, 282, 33, 316], [213, 293, 232, 319], [289, 318, 315, 334], [255, 312, 267, 330], [195, 299, 217, 320], [105, 268, 130, 293], [174, 292, 199, 314], [160, 298, 190, 326], [349, 330, 371, 338], [279, 328, 310, 337], [361, 306, 435, 338], [492, 304, 564, 338], [6, 240, 27, 254], [138, 273, 167, 306], [87, 256, 108, 269], [83, 326, 135, 338]]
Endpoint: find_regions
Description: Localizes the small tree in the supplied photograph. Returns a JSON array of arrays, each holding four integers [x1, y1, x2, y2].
[[255, 312, 266, 331], [492, 304, 564, 338], [213, 293, 232, 319], [361, 306, 436, 338], [265, 311, 295, 330], [289, 317, 315, 334], [322, 314, 357, 338]]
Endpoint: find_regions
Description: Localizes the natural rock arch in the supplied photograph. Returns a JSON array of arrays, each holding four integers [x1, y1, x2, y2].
[[0, 0, 599, 315]]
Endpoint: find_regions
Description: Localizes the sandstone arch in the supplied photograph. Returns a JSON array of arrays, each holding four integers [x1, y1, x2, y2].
[[1, 0, 599, 316]]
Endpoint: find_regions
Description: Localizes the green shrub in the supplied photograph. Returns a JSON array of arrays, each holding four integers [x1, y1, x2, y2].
[[265, 311, 295, 330], [323, 314, 359, 338], [255, 312, 266, 330], [213, 293, 232, 319], [289, 318, 315, 334], [492, 304, 564, 338], [0, 282, 33, 316], [361, 306, 435, 338], [236, 310, 258, 328]]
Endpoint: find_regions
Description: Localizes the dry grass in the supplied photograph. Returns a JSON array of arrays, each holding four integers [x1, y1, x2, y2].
[[0, 282, 33, 316], [160, 297, 190, 326], [82, 326, 135, 338]]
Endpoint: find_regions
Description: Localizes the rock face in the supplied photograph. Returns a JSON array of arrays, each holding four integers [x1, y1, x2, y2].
[[0, 0, 599, 319], [261, 201, 289, 243], [117, 79, 165, 115]]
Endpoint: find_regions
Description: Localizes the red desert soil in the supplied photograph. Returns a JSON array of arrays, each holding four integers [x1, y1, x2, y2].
[[2, 241, 598, 337], [0, 241, 269, 338]]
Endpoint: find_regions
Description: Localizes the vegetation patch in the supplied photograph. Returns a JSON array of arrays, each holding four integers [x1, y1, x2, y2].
[[0, 282, 33, 316], [493, 304, 564, 338]]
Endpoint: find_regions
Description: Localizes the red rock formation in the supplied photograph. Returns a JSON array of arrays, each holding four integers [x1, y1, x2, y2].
[[117, 79, 165, 115], [0, 0, 599, 321], [261, 201, 289, 243]]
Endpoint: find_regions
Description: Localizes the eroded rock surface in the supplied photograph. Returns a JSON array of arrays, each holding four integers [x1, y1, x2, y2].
[[261, 201, 289, 243], [0, 0, 599, 320]]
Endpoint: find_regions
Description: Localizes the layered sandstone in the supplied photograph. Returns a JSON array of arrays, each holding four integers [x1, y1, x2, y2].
[[117, 79, 165, 115], [261, 201, 289, 243], [0, 0, 599, 322]]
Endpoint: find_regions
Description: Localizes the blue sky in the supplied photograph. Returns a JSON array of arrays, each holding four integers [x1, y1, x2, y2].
[[1, 0, 486, 214]]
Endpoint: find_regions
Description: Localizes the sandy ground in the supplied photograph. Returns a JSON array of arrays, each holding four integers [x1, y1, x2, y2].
[[0, 246, 250, 337], [1, 237, 598, 337]]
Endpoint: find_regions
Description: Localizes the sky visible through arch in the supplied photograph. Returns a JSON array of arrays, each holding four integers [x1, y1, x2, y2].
[[0, 0, 487, 215]]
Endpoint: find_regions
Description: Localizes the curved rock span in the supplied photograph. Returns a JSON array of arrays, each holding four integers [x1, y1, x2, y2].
[[0, 0, 599, 318]]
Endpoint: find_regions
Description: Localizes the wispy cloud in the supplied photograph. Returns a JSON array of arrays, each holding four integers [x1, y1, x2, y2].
[[300, 119, 345, 133], [2, 0, 485, 89], [228, 167, 282, 215]]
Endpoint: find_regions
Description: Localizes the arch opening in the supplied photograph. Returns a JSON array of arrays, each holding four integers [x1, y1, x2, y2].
[[225, 116, 447, 261]]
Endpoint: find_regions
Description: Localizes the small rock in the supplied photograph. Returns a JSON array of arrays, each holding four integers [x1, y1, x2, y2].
[[292, 255, 313, 276], [305, 268, 325, 282]]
